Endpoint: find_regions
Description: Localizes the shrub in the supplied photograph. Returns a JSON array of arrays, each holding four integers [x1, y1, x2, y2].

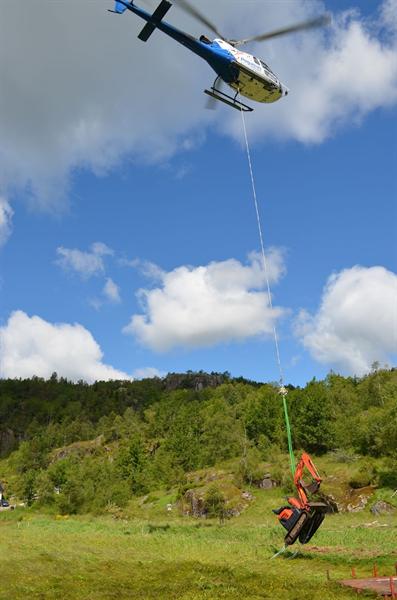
[[204, 485, 226, 523]]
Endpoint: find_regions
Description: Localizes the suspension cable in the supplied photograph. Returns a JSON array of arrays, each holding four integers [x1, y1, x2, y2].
[[239, 98, 296, 475]]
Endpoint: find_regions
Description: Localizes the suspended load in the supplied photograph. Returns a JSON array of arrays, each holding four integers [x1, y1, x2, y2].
[[273, 453, 330, 546]]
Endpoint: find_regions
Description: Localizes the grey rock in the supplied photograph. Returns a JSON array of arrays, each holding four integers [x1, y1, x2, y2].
[[371, 500, 396, 515]]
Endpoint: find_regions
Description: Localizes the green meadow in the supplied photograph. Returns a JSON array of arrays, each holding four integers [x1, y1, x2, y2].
[[1, 373, 396, 598], [1, 487, 395, 600]]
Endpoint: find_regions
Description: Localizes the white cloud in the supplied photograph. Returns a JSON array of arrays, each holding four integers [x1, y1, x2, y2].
[[295, 265, 397, 375], [224, 2, 397, 144], [132, 367, 164, 379], [119, 257, 165, 281], [0, 198, 13, 247], [381, 0, 397, 32], [56, 242, 113, 278], [103, 277, 121, 303], [123, 250, 286, 351], [91, 242, 114, 257], [0, 1, 396, 212], [0, 311, 131, 383]]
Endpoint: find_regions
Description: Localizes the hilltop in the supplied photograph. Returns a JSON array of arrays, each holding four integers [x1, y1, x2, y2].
[[0, 368, 396, 514]]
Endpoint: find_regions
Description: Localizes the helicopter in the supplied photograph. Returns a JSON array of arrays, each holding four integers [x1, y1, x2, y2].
[[110, 0, 330, 112]]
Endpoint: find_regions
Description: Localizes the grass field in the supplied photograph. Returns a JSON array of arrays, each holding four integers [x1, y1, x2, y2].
[[1, 484, 396, 600]]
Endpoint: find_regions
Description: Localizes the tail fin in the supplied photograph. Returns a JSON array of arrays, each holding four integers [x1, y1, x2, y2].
[[113, 1, 131, 14]]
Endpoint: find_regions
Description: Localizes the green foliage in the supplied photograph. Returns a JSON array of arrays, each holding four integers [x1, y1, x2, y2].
[[349, 460, 377, 489], [3, 507, 394, 600], [199, 398, 243, 466], [1, 368, 397, 514], [237, 444, 263, 486], [14, 469, 37, 505], [290, 381, 336, 454], [204, 484, 226, 522], [377, 458, 397, 488], [117, 435, 150, 495], [12, 437, 51, 473]]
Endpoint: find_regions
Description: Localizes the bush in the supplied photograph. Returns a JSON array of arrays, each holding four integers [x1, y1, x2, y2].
[[204, 485, 226, 522], [56, 479, 84, 515], [349, 462, 377, 489], [377, 459, 397, 489]]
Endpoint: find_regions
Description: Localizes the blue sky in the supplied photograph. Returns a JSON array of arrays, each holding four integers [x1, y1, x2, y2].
[[0, 0, 396, 385]]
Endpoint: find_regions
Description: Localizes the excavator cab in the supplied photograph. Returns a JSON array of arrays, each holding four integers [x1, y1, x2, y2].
[[273, 453, 330, 546]]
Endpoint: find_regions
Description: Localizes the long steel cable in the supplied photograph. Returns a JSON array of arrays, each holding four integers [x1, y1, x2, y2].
[[239, 98, 296, 475]]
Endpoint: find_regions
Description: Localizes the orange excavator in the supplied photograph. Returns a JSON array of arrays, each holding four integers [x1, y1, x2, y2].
[[273, 453, 330, 546]]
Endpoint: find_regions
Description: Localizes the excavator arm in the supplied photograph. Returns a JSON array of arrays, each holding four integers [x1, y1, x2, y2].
[[273, 452, 329, 546], [291, 452, 322, 508]]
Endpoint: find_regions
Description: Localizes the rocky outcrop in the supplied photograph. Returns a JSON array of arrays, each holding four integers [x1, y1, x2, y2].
[[162, 372, 228, 392], [255, 474, 277, 489], [371, 500, 396, 515], [180, 468, 254, 519], [184, 489, 206, 518], [50, 435, 106, 463]]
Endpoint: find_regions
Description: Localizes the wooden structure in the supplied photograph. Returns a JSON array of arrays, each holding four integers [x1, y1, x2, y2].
[[340, 565, 397, 598]]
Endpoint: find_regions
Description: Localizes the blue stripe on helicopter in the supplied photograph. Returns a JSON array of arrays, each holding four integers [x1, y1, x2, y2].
[[112, 2, 238, 83], [199, 42, 238, 83]]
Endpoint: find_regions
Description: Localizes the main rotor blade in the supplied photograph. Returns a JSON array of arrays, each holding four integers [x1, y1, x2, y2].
[[173, 0, 225, 40], [232, 14, 331, 46]]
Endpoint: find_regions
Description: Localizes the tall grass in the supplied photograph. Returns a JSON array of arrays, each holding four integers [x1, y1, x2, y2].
[[1, 493, 395, 599]]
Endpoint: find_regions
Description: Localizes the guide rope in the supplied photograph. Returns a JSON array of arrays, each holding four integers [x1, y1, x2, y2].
[[239, 96, 296, 476]]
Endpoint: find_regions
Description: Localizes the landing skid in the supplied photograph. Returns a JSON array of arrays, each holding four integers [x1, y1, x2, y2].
[[204, 87, 253, 112]]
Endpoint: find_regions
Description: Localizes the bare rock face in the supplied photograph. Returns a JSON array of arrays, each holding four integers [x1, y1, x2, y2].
[[346, 493, 369, 513], [256, 474, 277, 489], [180, 469, 254, 520], [371, 500, 396, 515], [241, 491, 254, 501], [50, 435, 105, 463], [321, 481, 375, 513], [162, 372, 228, 392], [184, 489, 206, 518]]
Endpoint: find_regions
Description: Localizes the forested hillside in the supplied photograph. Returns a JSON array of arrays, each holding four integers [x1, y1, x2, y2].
[[1, 368, 396, 514]]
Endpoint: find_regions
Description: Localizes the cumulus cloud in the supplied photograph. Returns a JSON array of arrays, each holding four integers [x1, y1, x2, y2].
[[381, 0, 397, 32], [123, 250, 286, 351], [103, 277, 121, 303], [132, 367, 164, 379], [224, 1, 397, 144], [295, 265, 397, 375], [0, 311, 131, 382], [0, 1, 396, 213], [0, 198, 13, 247], [56, 242, 113, 278]]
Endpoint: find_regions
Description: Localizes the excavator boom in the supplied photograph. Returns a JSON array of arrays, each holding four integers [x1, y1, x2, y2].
[[273, 452, 329, 546]]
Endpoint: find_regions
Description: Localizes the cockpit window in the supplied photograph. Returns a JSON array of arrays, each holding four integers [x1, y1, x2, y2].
[[260, 59, 271, 71], [253, 57, 261, 66]]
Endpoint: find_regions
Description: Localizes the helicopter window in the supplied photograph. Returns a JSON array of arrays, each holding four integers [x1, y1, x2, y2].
[[253, 57, 261, 66]]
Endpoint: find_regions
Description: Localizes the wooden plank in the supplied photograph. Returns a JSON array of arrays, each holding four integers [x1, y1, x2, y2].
[[340, 577, 397, 596]]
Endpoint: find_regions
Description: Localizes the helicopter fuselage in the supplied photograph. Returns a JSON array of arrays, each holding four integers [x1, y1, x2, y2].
[[114, 1, 289, 105], [210, 39, 288, 103]]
